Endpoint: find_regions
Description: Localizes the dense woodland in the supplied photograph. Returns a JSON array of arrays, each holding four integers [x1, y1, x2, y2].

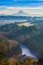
[[0, 21, 43, 65]]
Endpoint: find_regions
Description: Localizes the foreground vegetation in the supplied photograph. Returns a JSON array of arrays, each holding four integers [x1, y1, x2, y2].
[[0, 34, 43, 65]]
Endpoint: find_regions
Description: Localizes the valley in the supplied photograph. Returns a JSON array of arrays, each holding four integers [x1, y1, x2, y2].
[[0, 16, 43, 65]]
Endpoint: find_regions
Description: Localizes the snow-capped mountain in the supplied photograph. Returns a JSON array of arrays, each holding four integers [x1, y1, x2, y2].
[[14, 10, 29, 16]]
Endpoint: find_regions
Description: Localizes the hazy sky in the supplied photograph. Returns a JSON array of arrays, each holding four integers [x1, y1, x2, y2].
[[0, 0, 43, 16]]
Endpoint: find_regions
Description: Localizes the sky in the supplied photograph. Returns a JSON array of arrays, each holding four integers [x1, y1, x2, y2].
[[0, 0, 43, 16]]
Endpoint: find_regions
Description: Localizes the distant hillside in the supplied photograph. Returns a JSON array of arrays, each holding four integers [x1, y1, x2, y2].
[[0, 16, 43, 21], [0, 23, 38, 39]]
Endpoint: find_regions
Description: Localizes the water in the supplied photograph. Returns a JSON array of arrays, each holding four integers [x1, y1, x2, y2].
[[19, 44, 38, 59]]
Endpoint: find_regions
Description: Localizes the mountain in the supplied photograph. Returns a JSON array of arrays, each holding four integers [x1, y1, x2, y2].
[[14, 10, 29, 16]]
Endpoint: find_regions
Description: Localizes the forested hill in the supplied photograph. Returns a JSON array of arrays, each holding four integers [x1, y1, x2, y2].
[[0, 35, 22, 58], [0, 23, 43, 57], [0, 22, 43, 65], [0, 23, 38, 41]]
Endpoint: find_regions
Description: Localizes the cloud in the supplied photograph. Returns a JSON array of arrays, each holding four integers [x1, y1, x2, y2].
[[0, 6, 43, 16]]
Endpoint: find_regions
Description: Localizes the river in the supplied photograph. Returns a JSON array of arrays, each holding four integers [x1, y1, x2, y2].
[[19, 44, 38, 59]]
